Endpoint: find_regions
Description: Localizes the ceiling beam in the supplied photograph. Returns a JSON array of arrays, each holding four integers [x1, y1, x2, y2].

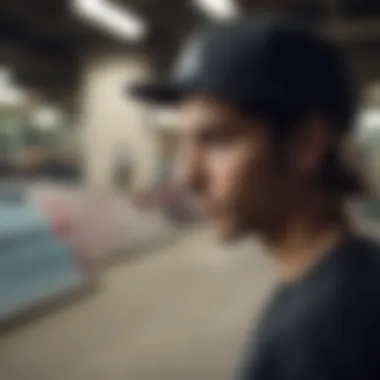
[[322, 0, 343, 18], [323, 19, 380, 43], [0, 40, 75, 79], [0, 0, 120, 52], [234, 0, 303, 12], [0, 38, 77, 100], [0, 0, 91, 43]]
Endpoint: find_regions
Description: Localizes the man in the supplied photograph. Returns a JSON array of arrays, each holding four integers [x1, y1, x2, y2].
[[131, 13, 380, 380]]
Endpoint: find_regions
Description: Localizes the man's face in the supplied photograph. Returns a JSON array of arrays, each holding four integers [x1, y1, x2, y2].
[[177, 96, 293, 241]]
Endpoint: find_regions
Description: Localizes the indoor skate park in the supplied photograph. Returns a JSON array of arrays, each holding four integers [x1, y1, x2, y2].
[[1, 1, 380, 380]]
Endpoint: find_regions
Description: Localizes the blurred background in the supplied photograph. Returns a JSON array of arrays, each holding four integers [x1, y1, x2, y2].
[[0, 1, 380, 380]]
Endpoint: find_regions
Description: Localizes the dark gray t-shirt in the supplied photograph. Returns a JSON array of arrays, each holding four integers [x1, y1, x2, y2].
[[241, 236, 380, 380]]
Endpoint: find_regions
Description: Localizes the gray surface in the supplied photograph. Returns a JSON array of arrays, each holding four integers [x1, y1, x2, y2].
[[0, 226, 277, 380]]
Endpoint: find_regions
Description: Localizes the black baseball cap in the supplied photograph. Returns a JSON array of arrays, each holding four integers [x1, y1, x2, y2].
[[130, 13, 355, 132]]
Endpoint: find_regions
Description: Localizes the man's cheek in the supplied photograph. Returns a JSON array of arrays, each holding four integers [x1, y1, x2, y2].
[[214, 166, 238, 198]]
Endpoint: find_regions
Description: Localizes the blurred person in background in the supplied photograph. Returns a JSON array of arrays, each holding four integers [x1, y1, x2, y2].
[[132, 13, 380, 380]]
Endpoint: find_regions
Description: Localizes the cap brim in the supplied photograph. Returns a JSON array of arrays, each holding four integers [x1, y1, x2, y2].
[[129, 80, 187, 105]]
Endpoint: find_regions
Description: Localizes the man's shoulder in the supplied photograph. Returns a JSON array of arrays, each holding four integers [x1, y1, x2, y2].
[[338, 236, 380, 292], [282, 236, 380, 337], [302, 236, 380, 341], [240, 237, 380, 379]]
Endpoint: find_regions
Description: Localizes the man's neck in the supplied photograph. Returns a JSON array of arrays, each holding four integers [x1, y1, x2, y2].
[[266, 193, 352, 283]]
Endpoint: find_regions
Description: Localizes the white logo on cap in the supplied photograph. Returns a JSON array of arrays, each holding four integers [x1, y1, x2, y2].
[[172, 37, 202, 81]]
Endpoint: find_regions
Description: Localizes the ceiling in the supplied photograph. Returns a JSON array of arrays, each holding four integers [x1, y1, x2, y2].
[[1, 0, 380, 101], [0, 0, 201, 101]]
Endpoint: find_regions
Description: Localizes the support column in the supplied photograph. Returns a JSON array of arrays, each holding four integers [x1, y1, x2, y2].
[[79, 51, 160, 193]]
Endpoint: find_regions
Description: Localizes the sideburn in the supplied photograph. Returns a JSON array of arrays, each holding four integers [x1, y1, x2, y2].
[[320, 149, 364, 198]]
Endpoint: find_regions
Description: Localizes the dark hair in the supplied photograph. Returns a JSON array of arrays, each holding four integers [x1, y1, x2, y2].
[[320, 148, 363, 196], [248, 102, 364, 197]]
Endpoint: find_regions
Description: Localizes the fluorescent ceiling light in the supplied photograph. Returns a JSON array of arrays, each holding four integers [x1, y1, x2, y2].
[[73, 0, 147, 41], [193, 0, 238, 21], [0, 66, 26, 106]]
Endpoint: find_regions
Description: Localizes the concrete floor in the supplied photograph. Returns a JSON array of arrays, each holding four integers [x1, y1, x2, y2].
[[0, 226, 277, 380]]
